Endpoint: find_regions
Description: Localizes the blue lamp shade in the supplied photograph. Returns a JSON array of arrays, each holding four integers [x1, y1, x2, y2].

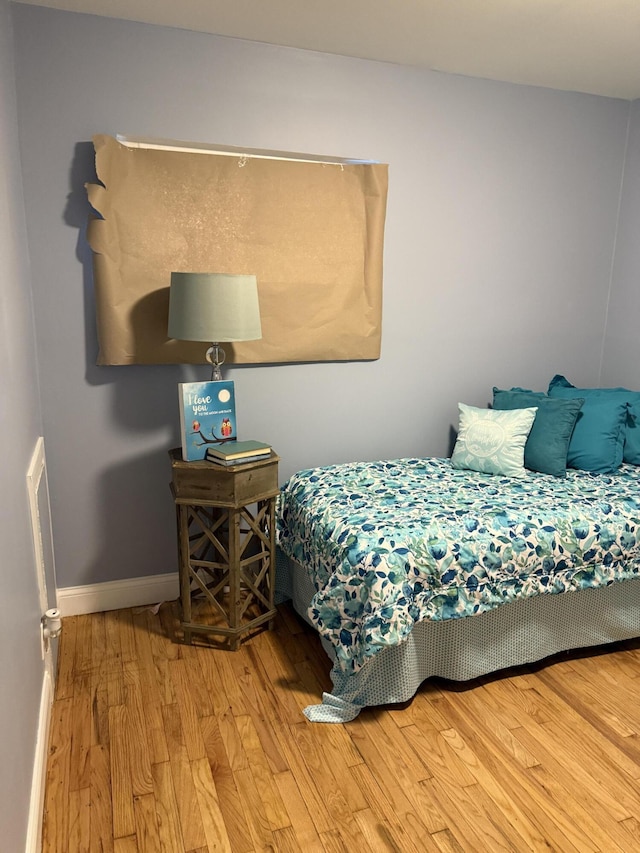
[[168, 272, 262, 343]]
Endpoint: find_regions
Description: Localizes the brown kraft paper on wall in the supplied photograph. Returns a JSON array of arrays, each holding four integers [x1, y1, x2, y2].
[[85, 134, 388, 365]]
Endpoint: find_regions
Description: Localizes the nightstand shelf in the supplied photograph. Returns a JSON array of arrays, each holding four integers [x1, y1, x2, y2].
[[169, 447, 279, 649]]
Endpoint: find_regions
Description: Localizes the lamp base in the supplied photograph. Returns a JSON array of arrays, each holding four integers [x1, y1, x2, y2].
[[206, 343, 225, 381]]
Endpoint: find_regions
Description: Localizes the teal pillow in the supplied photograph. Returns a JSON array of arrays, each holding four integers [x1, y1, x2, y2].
[[451, 403, 537, 478], [548, 375, 640, 465], [492, 388, 583, 477]]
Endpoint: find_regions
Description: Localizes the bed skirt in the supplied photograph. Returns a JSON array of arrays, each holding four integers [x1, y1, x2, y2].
[[276, 548, 640, 723]]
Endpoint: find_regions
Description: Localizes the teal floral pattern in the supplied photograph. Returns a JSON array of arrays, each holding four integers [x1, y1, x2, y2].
[[276, 458, 640, 673]]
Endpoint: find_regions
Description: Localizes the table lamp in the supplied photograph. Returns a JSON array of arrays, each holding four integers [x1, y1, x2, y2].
[[167, 272, 262, 379]]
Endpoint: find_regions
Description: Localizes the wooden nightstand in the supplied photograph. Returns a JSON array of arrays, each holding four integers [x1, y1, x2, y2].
[[169, 447, 279, 649]]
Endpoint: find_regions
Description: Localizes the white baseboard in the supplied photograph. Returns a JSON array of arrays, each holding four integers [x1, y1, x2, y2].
[[56, 573, 179, 617], [25, 670, 53, 853]]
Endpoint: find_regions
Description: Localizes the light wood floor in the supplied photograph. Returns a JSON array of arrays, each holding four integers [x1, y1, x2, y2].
[[42, 600, 640, 852]]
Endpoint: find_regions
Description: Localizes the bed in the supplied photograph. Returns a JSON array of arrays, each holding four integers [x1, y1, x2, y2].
[[275, 381, 640, 723]]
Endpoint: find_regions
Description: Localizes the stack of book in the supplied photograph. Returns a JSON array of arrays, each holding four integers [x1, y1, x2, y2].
[[205, 440, 272, 467]]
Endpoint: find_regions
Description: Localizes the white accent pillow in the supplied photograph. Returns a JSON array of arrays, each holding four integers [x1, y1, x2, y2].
[[451, 403, 538, 478]]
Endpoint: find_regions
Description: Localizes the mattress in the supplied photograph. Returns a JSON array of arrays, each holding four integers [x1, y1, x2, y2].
[[277, 457, 640, 677], [276, 548, 640, 722]]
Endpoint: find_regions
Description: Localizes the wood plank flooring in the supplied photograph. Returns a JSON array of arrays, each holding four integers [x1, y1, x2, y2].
[[42, 601, 640, 852]]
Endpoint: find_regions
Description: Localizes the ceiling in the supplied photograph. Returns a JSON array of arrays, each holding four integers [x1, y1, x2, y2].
[[14, 0, 640, 100]]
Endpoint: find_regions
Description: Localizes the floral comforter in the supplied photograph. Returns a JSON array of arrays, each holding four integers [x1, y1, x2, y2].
[[276, 458, 640, 673]]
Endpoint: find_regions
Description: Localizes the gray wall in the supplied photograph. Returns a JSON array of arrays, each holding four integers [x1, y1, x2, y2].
[[0, 1, 47, 848], [602, 100, 640, 387], [11, 4, 633, 591]]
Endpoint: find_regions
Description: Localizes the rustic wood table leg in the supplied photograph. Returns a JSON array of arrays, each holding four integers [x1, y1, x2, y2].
[[177, 503, 193, 644]]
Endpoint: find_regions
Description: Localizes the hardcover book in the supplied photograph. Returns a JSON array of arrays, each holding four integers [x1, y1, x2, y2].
[[205, 440, 271, 461], [178, 380, 237, 461], [205, 450, 271, 467]]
